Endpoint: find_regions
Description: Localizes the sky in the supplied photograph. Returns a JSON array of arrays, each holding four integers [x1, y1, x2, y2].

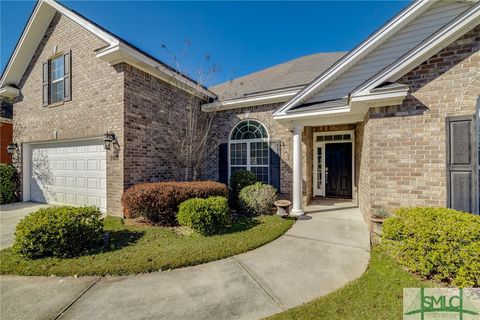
[[0, 1, 410, 86]]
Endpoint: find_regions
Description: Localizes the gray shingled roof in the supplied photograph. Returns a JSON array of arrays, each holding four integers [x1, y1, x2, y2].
[[209, 52, 347, 100]]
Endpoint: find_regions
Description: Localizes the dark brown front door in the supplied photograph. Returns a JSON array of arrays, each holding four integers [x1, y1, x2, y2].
[[325, 142, 352, 198]]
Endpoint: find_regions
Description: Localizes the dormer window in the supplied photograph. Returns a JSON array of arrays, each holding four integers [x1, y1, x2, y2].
[[42, 51, 71, 106]]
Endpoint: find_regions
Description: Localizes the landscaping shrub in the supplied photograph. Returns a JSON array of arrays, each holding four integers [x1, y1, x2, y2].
[[239, 182, 277, 215], [0, 163, 20, 204], [122, 181, 228, 225], [13, 206, 103, 259], [382, 207, 480, 287], [229, 170, 257, 207], [177, 196, 230, 235]]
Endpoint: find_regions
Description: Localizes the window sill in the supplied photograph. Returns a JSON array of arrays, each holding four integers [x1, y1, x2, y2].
[[45, 101, 65, 108]]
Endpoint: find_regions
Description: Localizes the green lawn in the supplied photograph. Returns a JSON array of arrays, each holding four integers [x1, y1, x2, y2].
[[265, 247, 439, 320], [0, 215, 293, 276]]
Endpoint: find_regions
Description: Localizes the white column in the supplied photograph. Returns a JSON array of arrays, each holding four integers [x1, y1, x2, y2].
[[291, 125, 304, 216]]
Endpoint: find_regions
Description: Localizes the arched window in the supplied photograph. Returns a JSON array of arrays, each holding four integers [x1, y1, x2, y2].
[[229, 119, 269, 183]]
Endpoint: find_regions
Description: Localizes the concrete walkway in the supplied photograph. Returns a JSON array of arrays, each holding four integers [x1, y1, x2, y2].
[[0, 203, 370, 320], [0, 202, 51, 249]]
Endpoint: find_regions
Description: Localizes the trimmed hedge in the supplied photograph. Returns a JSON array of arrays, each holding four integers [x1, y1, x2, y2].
[[229, 170, 258, 207], [0, 164, 20, 204], [177, 196, 230, 235], [382, 207, 480, 287], [239, 182, 277, 215], [13, 206, 103, 259], [122, 181, 228, 225]]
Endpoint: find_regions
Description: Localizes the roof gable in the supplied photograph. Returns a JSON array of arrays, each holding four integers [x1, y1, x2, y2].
[[353, 1, 480, 98], [274, 0, 475, 116], [1, 0, 214, 98]]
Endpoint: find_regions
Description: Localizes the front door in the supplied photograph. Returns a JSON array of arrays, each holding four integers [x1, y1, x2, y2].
[[325, 142, 352, 198]]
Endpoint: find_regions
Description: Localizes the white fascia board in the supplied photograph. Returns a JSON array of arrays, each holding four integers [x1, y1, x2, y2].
[[97, 44, 215, 99], [353, 1, 480, 97], [0, 1, 52, 87], [272, 0, 436, 117], [289, 113, 365, 128], [0, 86, 20, 98], [201, 89, 300, 112], [351, 85, 409, 103], [274, 104, 351, 121]]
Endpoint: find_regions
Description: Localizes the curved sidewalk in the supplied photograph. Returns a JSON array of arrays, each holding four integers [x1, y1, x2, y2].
[[1, 204, 370, 320]]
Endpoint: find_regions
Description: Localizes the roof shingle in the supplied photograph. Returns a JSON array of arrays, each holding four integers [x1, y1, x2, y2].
[[209, 52, 346, 100]]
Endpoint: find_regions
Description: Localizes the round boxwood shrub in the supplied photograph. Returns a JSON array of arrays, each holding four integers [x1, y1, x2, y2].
[[0, 163, 20, 204], [229, 170, 258, 207], [122, 181, 228, 225], [13, 206, 104, 259], [177, 196, 230, 236], [382, 207, 480, 287], [239, 182, 278, 216]]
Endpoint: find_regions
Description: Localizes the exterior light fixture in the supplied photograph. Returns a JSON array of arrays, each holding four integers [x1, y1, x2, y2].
[[103, 132, 115, 150], [7, 143, 18, 155]]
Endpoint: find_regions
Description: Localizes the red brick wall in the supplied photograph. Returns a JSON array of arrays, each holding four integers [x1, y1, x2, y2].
[[0, 121, 13, 163]]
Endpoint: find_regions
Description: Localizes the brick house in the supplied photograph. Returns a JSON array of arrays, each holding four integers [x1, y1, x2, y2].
[[1, 0, 479, 218]]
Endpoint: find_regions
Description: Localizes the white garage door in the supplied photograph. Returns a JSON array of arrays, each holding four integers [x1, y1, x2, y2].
[[30, 140, 107, 212]]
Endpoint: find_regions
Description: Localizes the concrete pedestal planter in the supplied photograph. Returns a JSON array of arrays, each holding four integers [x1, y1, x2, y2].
[[274, 200, 292, 218], [369, 209, 391, 237], [369, 216, 384, 236]]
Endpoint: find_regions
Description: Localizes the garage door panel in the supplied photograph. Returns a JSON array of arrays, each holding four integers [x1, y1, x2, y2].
[[30, 140, 107, 213]]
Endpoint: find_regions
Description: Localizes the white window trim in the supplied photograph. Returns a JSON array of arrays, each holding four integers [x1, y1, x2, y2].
[[228, 120, 270, 184], [313, 130, 355, 198]]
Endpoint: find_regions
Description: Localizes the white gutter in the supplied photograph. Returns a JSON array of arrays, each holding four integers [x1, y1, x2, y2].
[[201, 88, 301, 112]]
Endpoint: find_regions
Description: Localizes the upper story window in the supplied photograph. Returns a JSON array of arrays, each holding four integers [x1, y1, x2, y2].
[[43, 51, 71, 106], [229, 119, 270, 183], [50, 56, 64, 104]]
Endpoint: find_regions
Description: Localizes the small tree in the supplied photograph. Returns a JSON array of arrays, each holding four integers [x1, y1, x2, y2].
[[159, 41, 221, 181]]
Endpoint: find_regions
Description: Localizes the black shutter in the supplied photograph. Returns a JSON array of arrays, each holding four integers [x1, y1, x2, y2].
[[269, 140, 281, 192], [446, 115, 478, 214], [63, 51, 71, 101], [218, 143, 228, 185], [42, 61, 48, 106]]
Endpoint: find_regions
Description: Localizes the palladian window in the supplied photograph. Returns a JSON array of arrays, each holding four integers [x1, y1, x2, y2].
[[229, 120, 269, 183]]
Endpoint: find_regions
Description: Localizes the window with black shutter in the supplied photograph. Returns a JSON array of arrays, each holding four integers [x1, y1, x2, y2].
[[42, 51, 71, 106]]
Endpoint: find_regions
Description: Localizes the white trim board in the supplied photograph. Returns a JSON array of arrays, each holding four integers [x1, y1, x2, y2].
[[201, 88, 301, 112]]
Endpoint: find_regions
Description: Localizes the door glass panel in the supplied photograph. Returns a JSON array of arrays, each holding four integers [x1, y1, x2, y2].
[[316, 146, 322, 190]]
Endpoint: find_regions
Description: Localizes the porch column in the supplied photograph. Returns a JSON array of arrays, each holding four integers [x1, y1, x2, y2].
[[291, 125, 304, 216]]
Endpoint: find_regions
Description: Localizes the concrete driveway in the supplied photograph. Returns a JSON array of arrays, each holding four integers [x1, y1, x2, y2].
[[0, 205, 370, 320], [0, 202, 51, 249]]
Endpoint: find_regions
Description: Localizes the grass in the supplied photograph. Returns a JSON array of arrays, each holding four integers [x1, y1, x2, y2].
[[0, 215, 294, 276], [265, 247, 440, 320]]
